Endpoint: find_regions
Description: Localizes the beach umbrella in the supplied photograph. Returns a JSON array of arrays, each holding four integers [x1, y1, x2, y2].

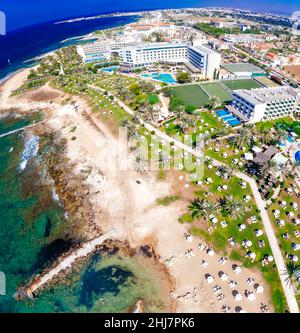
[[288, 211, 295, 218], [255, 285, 264, 294], [247, 293, 256, 301], [277, 220, 285, 227], [233, 292, 242, 301], [233, 265, 242, 274], [255, 229, 263, 237], [248, 251, 256, 260], [289, 254, 298, 262], [220, 272, 228, 281], [238, 224, 246, 231], [207, 248, 215, 256], [243, 239, 252, 247], [294, 219, 300, 226], [206, 275, 214, 283], [229, 280, 237, 288], [244, 195, 251, 201]]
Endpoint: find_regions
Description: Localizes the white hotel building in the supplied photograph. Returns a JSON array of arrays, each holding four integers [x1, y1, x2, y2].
[[231, 87, 300, 123], [120, 43, 221, 79], [222, 34, 266, 44], [77, 41, 130, 63]]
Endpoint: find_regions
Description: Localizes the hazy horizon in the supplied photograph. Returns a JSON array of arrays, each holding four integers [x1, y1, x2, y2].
[[1, 0, 299, 32]]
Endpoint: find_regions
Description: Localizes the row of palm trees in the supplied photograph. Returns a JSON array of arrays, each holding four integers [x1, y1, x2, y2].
[[188, 194, 246, 221], [228, 123, 291, 150]]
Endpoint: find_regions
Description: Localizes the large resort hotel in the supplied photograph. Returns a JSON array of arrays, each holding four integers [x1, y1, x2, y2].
[[78, 41, 221, 79], [120, 43, 221, 79], [230, 86, 300, 123]]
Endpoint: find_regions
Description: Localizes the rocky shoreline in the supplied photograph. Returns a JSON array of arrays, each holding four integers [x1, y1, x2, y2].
[[15, 122, 176, 312]]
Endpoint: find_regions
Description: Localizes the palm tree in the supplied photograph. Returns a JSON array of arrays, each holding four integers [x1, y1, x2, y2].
[[120, 119, 136, 142], [217, 165, 233, 179], [275, 126, 288, 143], [260, 129, 273, 145], [207, 96, 219, 111], [219, 196, 245, 220], [204, 157, 213, 168], [234, 127, 252, 149], [188, 198, 217, 220], [134, 154, 148, 173], [157, 151, 170, 169], [212, 128, 229, 139], [227, 198, 245, 220], [261, 159, 278, 177], [284, 261, 300, 288], [199, 132, 211, 145]]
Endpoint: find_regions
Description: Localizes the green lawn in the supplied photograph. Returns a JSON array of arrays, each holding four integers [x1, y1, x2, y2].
[[221, 79, 262, 91], [199, 81, 233, 103], [148, 93, 160, 105], [171, 84, 210, 108]]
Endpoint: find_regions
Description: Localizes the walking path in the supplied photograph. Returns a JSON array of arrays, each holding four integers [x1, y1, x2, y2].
[[106, 89, 299, 313]]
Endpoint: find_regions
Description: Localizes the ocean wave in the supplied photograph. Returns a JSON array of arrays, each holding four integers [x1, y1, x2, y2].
[[51, 187, 60, 203], [19, 133, 39, 172]]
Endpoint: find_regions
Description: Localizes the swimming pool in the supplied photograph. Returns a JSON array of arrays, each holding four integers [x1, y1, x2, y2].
[[141, 73, 177, 84], [228, 119, 241, 126], [287, 134, 295, 143], [100, 66, 119, 72], [215, 109, 241, 127], [295, 150, 300, 165], [215, 110, 230, 117]]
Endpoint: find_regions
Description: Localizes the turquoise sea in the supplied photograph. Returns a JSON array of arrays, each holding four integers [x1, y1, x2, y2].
[[0, 114, 170, 313]]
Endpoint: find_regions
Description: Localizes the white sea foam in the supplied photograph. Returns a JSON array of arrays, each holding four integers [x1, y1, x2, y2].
[[51, 187, 60, 203], [19, 134, 39, 172]]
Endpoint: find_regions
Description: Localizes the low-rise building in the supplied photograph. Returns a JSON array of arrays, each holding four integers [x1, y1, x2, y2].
[[222, 34, 265, 44]]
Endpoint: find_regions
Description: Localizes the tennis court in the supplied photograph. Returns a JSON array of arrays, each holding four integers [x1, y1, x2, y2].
[[199, 81, 233, 102], [172, 84, 210, 108], [221, 79, 262, 91], [253, 76, 279, 88], [222, 63, 264, 75]]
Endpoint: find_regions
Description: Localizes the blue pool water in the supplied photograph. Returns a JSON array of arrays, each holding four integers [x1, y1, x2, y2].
[[141, 73, 176, 84], [215, 109, 230, 117], [228, 119, 241, 126], [100, 66, 119, 72], [295, 151, 300, 165], [278, 134, 295, 147], [215, 109, 241, 127], [287, 134, 295, 143]]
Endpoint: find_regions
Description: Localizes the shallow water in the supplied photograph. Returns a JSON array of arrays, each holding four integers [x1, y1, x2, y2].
[[0, 113, 170, 313]]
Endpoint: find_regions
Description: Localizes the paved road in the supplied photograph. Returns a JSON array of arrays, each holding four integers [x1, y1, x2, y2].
[[95, 86, 300, 312]]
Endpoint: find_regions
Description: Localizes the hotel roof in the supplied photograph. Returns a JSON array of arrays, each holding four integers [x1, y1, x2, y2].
[[234, 87, 300, 105], [122, 42, 188, 51]]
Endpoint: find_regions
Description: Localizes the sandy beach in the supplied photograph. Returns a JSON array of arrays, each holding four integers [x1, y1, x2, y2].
[[0, 69, 274, 313]]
